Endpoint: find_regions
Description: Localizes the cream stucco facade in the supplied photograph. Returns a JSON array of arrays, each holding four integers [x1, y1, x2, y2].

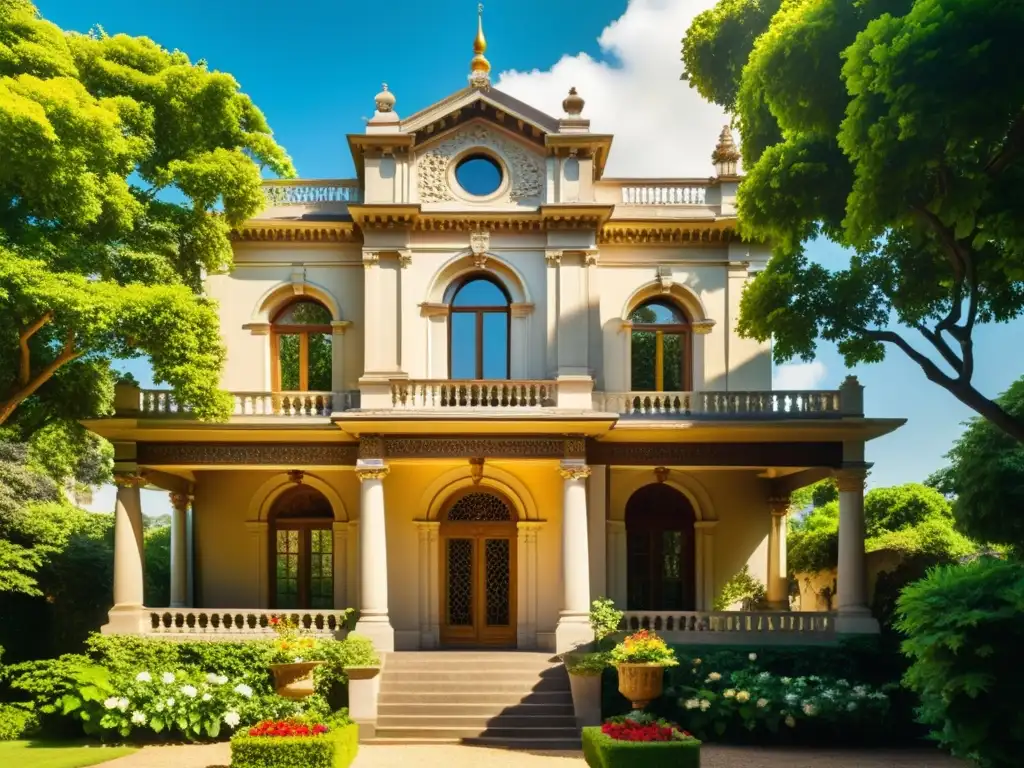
[[85, 33, 903, 655]]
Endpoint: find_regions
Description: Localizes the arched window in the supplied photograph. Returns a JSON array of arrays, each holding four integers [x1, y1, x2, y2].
[[625, 484, 696, 611], [271, 300, 332, 391], [269, 484, 334, 609], [629, 299, 692, 391], [449, 276, 510, 379]]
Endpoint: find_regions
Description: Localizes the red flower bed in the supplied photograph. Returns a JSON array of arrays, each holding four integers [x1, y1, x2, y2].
[[601, 718, 690, 742], [248, 719, 329, 737]]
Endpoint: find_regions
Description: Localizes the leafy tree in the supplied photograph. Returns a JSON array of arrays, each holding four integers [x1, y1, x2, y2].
[[937, 376, 1024, 552], [682, 0, 1024, 442], [0, 1, 294, 435]]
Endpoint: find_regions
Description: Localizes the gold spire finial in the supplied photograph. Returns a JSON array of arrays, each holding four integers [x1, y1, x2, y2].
[[469, 3, 491, 88]]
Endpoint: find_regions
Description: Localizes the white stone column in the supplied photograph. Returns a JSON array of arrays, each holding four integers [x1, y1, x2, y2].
[[835, 465, 879, 633], [245, 520, 269, 606], [415, 521, 440, 649], [695, 520, 718, 611], [169, 492, 190, 608], [517, 521, 542, 649], [354, 460, 394, 652], [766, 496, 790, 610], [556, 461, 592, 653], [102, 473, 148, 634], [606, 520, 627, 609], [332, 521, 350, 611], [330, 320, 352, 403], [588, 465, 608, 600]]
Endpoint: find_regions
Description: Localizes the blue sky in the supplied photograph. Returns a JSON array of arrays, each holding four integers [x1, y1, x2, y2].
[[40, 0, 1023, 513]]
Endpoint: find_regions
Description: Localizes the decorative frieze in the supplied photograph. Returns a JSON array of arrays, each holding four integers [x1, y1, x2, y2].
[[382, 436, 566, 459], [137, 443, 359, 466], [358, 435, 385, 461], [586, 441, 844, 468], [563, 436, 586, 460]]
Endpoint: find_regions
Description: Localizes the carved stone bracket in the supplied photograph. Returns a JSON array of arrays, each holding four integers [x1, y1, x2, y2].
[[654, 466, 670, 484], [656, 265, 673, 292], [469, 231, 490, 268], [469, 457, 485, 485]]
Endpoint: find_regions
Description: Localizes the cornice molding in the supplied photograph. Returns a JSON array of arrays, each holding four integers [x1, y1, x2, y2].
[[599, 219, 739, 245], [232, 221, 359, 243]]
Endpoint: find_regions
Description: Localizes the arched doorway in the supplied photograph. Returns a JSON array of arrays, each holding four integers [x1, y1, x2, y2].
[[269, 484, 335, 609], [625, 484, 696, 611], [439, 490, 518, 646]]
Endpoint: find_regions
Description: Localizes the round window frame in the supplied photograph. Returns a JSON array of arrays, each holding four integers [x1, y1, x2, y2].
[[447, 148, 511, 203]]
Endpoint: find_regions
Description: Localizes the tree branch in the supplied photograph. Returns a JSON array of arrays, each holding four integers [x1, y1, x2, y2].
[[986, 107, 1024, 176], [0, 328, 81, 426], [18, 312, 54, 386], [913, 322, 963, 375], [858, 327, 957, 388]]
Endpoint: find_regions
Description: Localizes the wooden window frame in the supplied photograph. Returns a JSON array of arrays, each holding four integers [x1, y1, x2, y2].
[[625, 485, 697, 612], [630, 299, 693, 392], [447, 275, 512, 380], [270, 518, 333, 610], [270, 300, 332, 391]]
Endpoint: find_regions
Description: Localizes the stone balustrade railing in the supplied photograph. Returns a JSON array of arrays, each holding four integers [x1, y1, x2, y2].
[[147, 609, 350, 637], [391, 379, 557, 409], [138, 390, 349, 417], [262, 179, 361, 206], [621, 610, 835, 642], [619, 184, 709, 206], [599, 390, 844, 418]]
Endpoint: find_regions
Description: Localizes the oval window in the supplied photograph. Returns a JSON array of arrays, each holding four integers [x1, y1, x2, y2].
[[455, 153, 503, 197]]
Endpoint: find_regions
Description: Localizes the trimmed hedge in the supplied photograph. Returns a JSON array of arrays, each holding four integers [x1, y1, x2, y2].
[[582, 726, 700, 768], [230, 722, 358, 768]]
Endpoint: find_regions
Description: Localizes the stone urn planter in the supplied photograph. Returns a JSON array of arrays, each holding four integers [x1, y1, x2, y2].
[[615, 663, 665, 709], [568, 672, 603, 728], [269, 661, 325, 699]]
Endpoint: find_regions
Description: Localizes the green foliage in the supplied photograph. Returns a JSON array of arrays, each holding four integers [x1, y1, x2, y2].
[[788, 483, 976, 574], [942, 377, 1024, 551], [230, 722, 359, 768], [897, 558, 1024, 767], [681, 0, 1024, 441], [0, 703, 37, 740], [143, 525, 170, 608], [566, 653, 610, 677], [0, 0, 295, 431], [582, 725, 701, 768], [610, 631, 678, 667], [590, 597, 624, 645], [713, 565, 767, 610]]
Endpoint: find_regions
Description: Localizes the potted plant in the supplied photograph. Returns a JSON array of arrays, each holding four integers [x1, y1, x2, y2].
[[566, 652, 608, 728], [582, 712, 700, 768], [267, 616, 325, 699], [609, 629, 678, 709]]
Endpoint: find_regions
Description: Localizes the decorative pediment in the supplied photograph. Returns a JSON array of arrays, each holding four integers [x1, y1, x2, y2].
[[415, 122, 545, 204]]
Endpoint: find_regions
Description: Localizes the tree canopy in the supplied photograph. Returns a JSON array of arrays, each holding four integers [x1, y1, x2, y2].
[[0, 0, 294, 456], [935, 376, 1024, 553], [788, 482, 976, 574], [682, 0, 1024, 442]]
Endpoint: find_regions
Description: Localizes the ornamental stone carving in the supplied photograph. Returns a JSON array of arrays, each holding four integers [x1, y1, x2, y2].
[[137, 443, 358, 466], [558, 463, 591, 481], [355, 466, 390, 481], [382, 436, 565, 459], [359, 435, 385, 460], [416, 125, 544, 203]]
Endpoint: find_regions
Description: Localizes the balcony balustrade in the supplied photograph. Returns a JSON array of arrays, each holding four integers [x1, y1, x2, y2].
[[147, 608, 349, 638], [621, 610, 835, 644], [597, 390, 845, 418], [390, 379, 557, 410]]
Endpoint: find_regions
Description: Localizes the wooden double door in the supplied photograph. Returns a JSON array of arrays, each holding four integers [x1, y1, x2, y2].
[[439, 493, 518, 646]]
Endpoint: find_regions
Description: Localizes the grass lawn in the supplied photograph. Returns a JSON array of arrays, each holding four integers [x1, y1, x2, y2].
[[0, 740, 137, 768]]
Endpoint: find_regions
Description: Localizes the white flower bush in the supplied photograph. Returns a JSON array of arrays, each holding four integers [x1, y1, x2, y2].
[[674, 664, 892, 741], [63, 666, 311, 741]]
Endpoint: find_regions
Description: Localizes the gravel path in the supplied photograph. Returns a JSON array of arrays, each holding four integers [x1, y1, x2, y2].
[[96, 741, 966, 768]]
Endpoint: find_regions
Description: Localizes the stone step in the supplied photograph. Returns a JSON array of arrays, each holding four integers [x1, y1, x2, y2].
[[381, 669, 568, 683], [367, 736, 583, 750], [373, 725, 581, 741], [378, 690, 572, 706], [378, 702, 575, 717], [377, 714, 578, 729], [384, 654, 561, 669], [380, 677, 569, 694]]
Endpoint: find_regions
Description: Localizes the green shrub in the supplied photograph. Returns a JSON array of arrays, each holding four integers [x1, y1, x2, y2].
[[230, 722, 359, 768], [713, 565, 767, 610], [897, 557, 1024, 768], [582, 726, 700, 768], [0, 703, 38, 740], [590, 598, 624, 648], [566, 653, 609, 677]]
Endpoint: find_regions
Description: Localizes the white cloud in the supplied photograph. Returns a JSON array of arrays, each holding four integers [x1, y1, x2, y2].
[[494, 0, 728, 177], [773, 361, 828, 391]]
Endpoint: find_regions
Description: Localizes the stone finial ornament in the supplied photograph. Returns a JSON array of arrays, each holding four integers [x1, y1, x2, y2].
[[375, 83, 396, 113], [712, 125, 740, 176], [562, 87, 585, 117]]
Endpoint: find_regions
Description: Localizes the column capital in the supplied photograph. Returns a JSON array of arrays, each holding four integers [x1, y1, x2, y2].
[[397, 250, 412, 269], [114, 472, 146, 488], [558, 462, 591, 481], [767, 496, 791, 516], [835, 463, 871, 492], [355, 464, 389, 482], [169, 492, 192, 512], [414, 519, 441, 532], [545, 249, 562, 266]]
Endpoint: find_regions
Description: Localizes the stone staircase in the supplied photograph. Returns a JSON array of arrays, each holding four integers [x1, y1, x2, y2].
[[372, 651, 581, 748]]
